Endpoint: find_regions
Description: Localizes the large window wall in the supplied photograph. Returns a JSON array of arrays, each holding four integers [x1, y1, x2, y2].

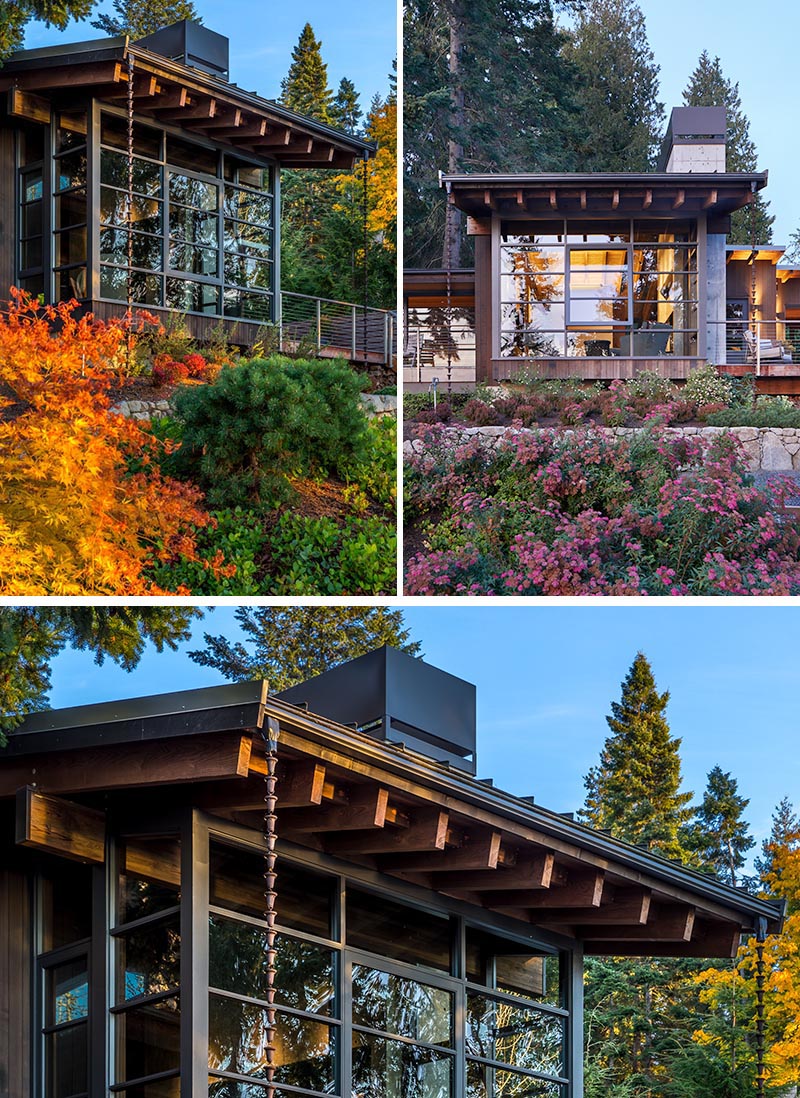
[[14, 104, 276, 322], [499, 220, 699, 359]]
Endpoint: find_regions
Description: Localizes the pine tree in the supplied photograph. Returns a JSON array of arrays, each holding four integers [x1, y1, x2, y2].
[[280, 22, 333, 125], [0, 0, 93, 59], [91, 0, 201, 37], [582, 652, 692, 859], [0, 607, 200, 744], [188, 607, 420, 689], [404, 0, 581, 268], [331, 77, 362, 135], [754, 796, 800, 889], [565, 0, 664, 171], [686, 766, 755, 887], [682, 51, 773, 244]]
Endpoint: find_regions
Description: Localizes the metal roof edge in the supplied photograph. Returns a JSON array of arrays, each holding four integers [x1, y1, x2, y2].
[[440, 171, 769, 188]]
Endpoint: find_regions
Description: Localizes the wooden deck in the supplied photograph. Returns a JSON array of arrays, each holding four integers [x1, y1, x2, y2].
[[491, 356, 703, 381]]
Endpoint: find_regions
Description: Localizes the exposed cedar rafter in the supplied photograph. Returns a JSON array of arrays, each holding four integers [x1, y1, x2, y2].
[[580, 189, 587, 210], [537, 888, 652, 926], [703, 189, 718, 209], [585, 904, 695, 942], [611, 189, 619, 210], [0, 60, 122, 91], [673, 189, 685, 209], [199, 107, 242, 130], [380, 831, 503, 873], [255, 127, 292, 148], [586, 919, 741, 958], [549, 188, 558, 210], [16, 787, 105, 864], [281, 785, 389, 834], [101, 72, 159, 99], [149, 86, 188, 111], [324, 808, 450, 855], [428, 851, 555, 892], [643, 188, 652, 208], [156, 96, 216, 121]]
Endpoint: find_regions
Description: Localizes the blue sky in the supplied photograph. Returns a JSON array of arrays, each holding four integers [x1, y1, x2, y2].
[[47, 605, 800, 865], [22, 0, 396, 113], [559, 0, 799, 245]]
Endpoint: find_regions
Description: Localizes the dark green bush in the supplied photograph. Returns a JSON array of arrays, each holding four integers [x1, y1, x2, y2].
[[705, 405, 800, 428], [267, 513, 397, 594], [148, 507, 266, 595], [171, 355, 371, 509], [340, 416, 397, 511]]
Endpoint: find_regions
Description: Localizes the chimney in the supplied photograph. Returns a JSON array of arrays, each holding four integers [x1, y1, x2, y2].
[[658, 106, 726, 173], [277, 646, 478, 774], [135, 19, 229, 81]]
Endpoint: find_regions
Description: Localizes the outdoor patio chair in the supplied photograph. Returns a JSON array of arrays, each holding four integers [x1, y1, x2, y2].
[[742, 329, 793, 364]]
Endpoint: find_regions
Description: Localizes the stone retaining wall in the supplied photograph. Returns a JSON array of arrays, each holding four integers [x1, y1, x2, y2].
[[113, 393, 398, 421], [403, 424, 800, 472]]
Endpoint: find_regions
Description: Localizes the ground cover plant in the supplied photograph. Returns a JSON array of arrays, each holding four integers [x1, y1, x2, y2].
[[403, 366, 800, 430], [405, 425, 800, 596], [0, 292, 396, 596]]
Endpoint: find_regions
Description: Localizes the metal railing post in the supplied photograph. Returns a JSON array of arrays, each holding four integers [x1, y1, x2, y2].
[[278, 292, 284, 352], [385, 313, 391, 366], [756, 319, 761, 377], [316, 298, 322, 352], [351, 306, 357, 360]]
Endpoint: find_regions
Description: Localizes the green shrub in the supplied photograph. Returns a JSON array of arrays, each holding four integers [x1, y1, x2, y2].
[[268, 513, 396, 594], [683, 363, 733, 407], [340, 416, 397, 510], [627, 370, 677, 404], [171, 355, 371, 509], [149, 507, 266, 595], [706, 403, 800, 427]]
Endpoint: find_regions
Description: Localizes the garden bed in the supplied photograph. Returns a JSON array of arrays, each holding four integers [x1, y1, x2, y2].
[[404, 424, 800, 596]]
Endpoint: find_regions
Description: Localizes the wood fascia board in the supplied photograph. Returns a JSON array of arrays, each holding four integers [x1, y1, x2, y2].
[[0, 732, 253, 797], [16, 787, 105, 864]]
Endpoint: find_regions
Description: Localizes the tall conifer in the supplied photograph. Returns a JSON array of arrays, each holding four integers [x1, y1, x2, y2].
[[682, 51, 773, 244], [280, 22, 333, 124], [687, 766, 755, 886], [91, 0, 200, 37], [582, 652, 692, 859]]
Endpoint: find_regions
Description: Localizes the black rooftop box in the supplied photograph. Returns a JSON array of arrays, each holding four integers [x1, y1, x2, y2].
[[277, 646, 477, 774], [136, 20, 229, 81]]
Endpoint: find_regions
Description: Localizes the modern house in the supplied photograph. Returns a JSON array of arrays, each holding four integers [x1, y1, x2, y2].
[[0, 646, 783, 1098], [0, 21, 376, 346], [404, 107, 800, 386]]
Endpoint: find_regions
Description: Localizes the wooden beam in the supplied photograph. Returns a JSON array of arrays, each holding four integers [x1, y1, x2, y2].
[[580, 189, 587, 210], [585, 920, 741, 958], [429, 851, 554, 892], [200, 107, 242, 130], [549, 189, 558, 210], [101, 73, 159, 99], [536, 888, 652, 926], [516, 189, 525, 208], [643, 188, 652, 209], [482, 865, 601, 909], [0, 61, 122, 91], [156, 97, 216, 121], [254, 128, 292, 148], [611, 188, 619, 210], [673, 189, 685, 209], [585, 905, 695, 942], [281, 785, 389, 833], [278, 760, 326, 808], [150, 86, 188, 111], [381, 831, 503, 873], [0, 733, 253, 798], [8, 87, 51, 124], [324, 809, 449, 855], [16, 787, 104, 864], [703, 189, 718, 209], [213, 119, 268, 140], [484, 190, 496, 211]]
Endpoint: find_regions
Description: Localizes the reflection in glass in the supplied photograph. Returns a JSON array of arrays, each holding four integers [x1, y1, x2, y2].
[[166, 278, 219, 314], [55, 150, 87, 192], [101, 188, 162, 235], [22, 201, 43, 238], [101, 229, 162, 271], [222, 289, 272, 321], [114, 1076, 179, 1098], [22, 238, 43, 269], [170, 173, 219, 211], [210, 844, 334, 937], [208, 995, 335, 1091], [118, 837, 181, 925], [55, 191, 87, 231], [46, 1024, 88, 1098], [466, 994, 563, 1078], [101, 114, 162, 159], [56, 267, 87, 302], [169, 242, 218, 277], [41, 864, 93, 952], [466, 1061, 563, 1098], [209, 917, 335, 1014], [347, 889, 451, 973], [224, 220, 271, 255], [101, 267, 163, 306], [116, 996, 180, 1082], [48, 959, 89, 1025], [101, 151, 162, 196], [56, 112, 87, 152], [55, 227, 87, 267], [224, 254, 272, 290], [23, 169, 43, 203], [224, 188, 272, 224], [352, 1031, 452, 1098], [353, 966, 452, 1047], [500, 331, 565, 358], [170, 206, 218, 246], [168, 135, 219, 175], [117, 916, 180, 1002]]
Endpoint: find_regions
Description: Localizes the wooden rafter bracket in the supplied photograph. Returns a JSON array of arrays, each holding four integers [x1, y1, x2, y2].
[[199, 107, 243, 131], [254, 127, 292, 148], [281, 785, 389, 834], [0, 61, 123, 92], [536, 887, 652, 927], [100, 73, 160, 99], [380, 830, 504, 874], [428, 850, 554, 892], [585, 904, 695, 942], [16, 787, 105, 864], [323, 808, 450, 856], [585, 918, 741, 958], [493, 869, 605, 911], [156, 96, 216, 121]]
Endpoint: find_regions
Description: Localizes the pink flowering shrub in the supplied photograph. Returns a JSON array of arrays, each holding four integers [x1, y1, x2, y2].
[[404, 425, 800, 595]]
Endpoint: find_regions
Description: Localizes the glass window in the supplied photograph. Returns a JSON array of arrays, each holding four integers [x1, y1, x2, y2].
[[170, 205, 218, 246], [353, 965, 452, 1047], [347, 889, 452, 973], [209, 916, 335, 1014], [112, 1078, 179, 1098], [168, 242, 218, 277], [101, 114, 162, 160], [101, 267, 163, 306], [466, 1062, 564, 1097], [222, 289, 273, 321], [208, 995, 336, 1091], [352, 1032, 453, 1098], [43, 955, 90, 1098], [101, 228, 162, 271], [466, 994, 564, 1078], [166, 278, 219, 314], [117, 838, 181, 925], [56, 111, 87, 153], [169, 173, 219, 211], [101, 150, 162, 196], [45, 1024, 88, 1098], [41, 862, 93, 952], [210, 844, 335, 937], [168, 135, 218, 175], [116, 996, 181, 1081], [116, 916, 180, 1003], [20, 126, 45, 165]]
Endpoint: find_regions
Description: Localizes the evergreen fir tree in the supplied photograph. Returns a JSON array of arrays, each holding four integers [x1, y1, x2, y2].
[[91, 0, 200, 37], [686, 766, 755, 887], [582, 652, 692, 859], [280, 22, 333, 124], [188, 607, 420, 689], [682, 51, 773, 244], [331, 77, 362, 135], [565, 0, 664, 171], [0, 0, 93, 59], [754, 796, 800, 889], [404, 0, 581, 268]]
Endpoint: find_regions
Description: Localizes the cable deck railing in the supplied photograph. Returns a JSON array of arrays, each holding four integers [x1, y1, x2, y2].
[[280, 292, 396, 366]]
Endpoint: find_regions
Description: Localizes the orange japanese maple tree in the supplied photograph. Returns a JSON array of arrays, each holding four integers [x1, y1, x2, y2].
[[0, 290, 216, 595]]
